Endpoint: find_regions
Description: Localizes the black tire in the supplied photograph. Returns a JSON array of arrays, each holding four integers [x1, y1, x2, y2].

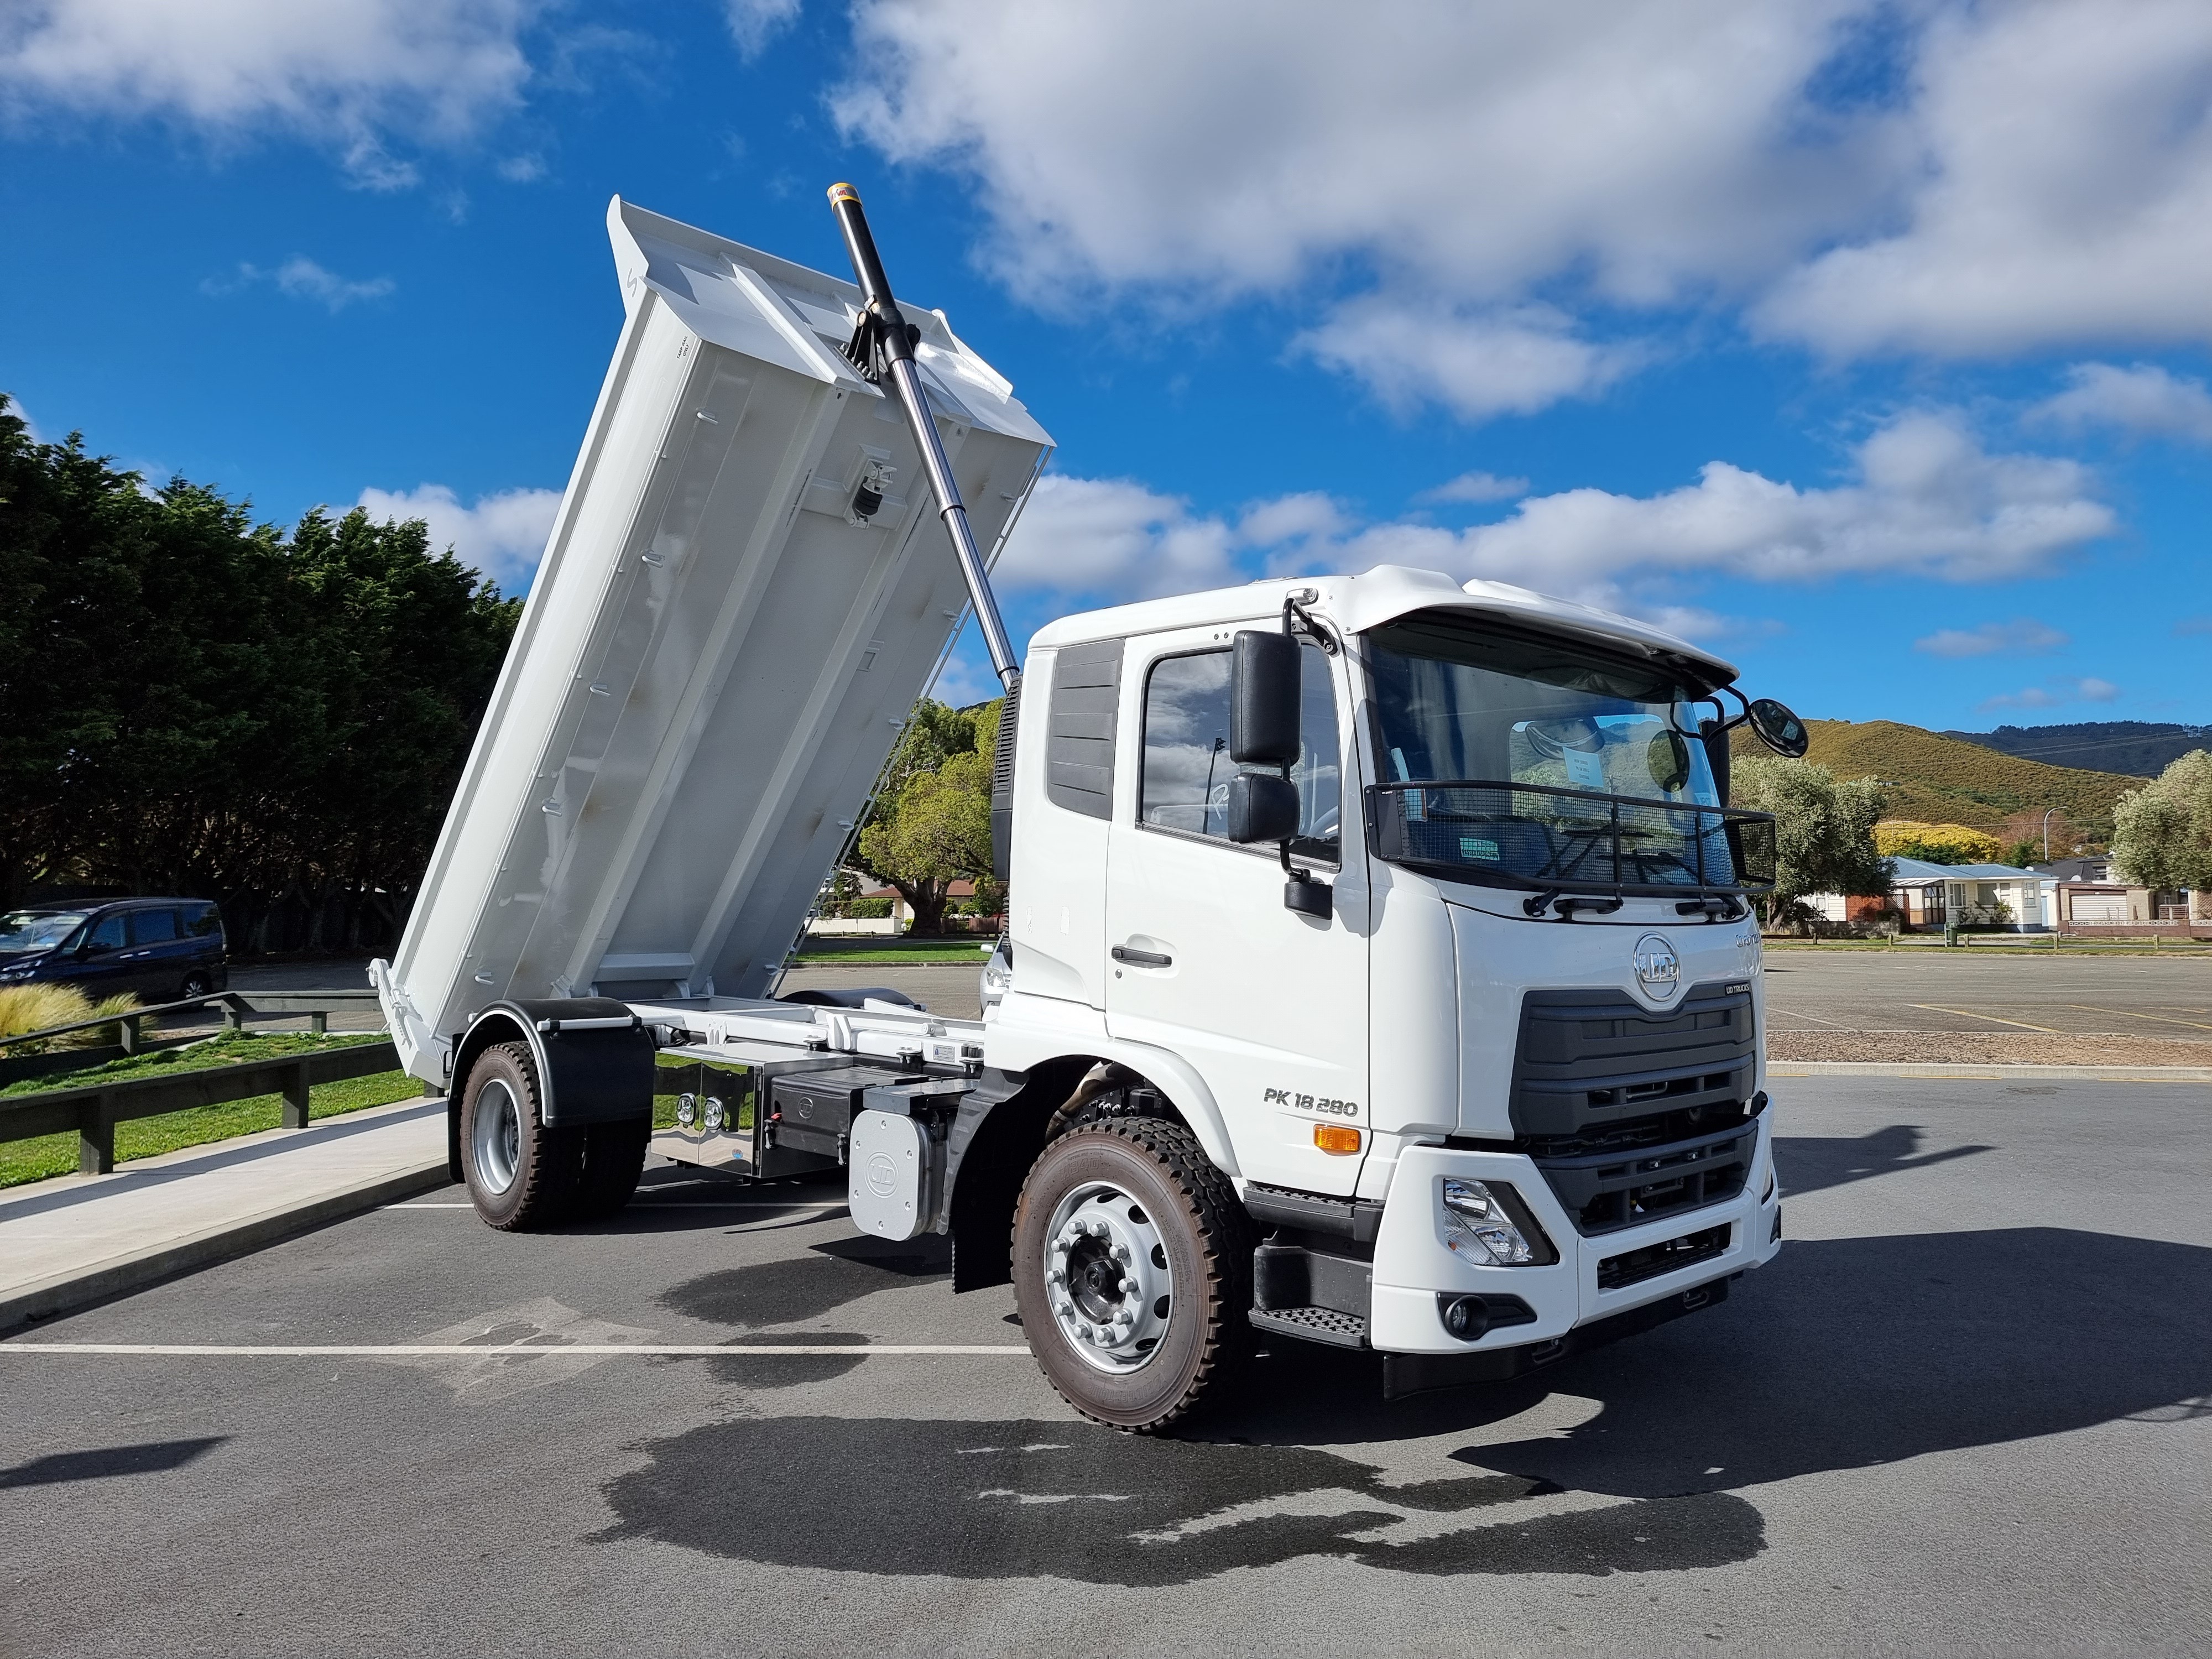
[[577, 1118, 650, 1217], [459, 1042, 581, 1230], [178, 971, 212, 1002], [1011, 1118, 1254, 1433]]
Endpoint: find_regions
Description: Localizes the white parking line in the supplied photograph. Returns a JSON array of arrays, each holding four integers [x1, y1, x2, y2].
[[0, 1343, 1026, 1357], [386, 1202, 850, 1212], [1908, 1004, 2059, 1032], [1767, 1006, 1852, 1029]]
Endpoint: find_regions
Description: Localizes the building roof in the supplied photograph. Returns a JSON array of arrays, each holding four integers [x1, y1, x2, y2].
[[1888, 856, 2047, 881]]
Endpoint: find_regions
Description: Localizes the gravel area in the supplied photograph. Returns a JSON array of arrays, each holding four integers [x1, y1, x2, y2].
[[1769, 1031, 2212, 1066]]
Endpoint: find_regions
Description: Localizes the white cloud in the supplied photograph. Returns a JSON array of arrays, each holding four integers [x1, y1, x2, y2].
[[1914, 618, 2069, 659], [994, 474, 1240, 605], [494, 152, 545, 183], [1421, 471, 1530, 505], [1393, 413, 2114, 589], [1237, 492, 1353, 549], [2028, 363, 2212, 446], [835, 1, 2212, 379], [724, 0, 800, 60], [204, 257, 394, 312], [1757, 3, 2212, 357], [1981, 676, 2121, 712], [356, 482, 559, 589], [998, 413, 2105, 620], [0, 0, 536, 184], [1296, 300, 1645, 421]]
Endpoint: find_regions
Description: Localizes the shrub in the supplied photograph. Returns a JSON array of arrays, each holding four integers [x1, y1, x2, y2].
[[845, 896, 893, 919], [0, 984, 140, 1052], [1875, 821, 2004, 864]]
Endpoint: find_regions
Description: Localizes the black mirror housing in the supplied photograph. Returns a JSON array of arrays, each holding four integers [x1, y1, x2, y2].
[[1225, 772, 1300, 844], [1231, 630, 1301, 765], [1747, 698, 1809, 758]]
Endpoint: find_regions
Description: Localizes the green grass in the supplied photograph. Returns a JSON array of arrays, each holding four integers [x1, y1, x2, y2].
[[1762, 936, 2210, 956], [0, 1030, 425, 1190], [793, 935, 995, 964]]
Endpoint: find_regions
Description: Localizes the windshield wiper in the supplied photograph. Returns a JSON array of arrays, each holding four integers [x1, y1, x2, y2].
[[1676, 895, 1746, 921], [1524, 891, 1626, 920]]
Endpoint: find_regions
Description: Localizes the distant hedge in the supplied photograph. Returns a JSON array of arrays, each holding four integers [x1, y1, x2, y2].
[[0, 394, 519, 952]]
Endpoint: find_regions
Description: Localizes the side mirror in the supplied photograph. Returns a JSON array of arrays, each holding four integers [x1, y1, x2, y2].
[[1747, 698, 1809, 758], [1231, 630, 1300, 765], [1225, 773, 1300, 844]]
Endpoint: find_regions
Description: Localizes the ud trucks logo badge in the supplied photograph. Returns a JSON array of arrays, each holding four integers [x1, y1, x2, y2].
[[1632, 933, 1680, 992]]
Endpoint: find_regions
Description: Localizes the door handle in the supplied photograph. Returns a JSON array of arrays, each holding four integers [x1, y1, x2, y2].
[[1112, 945, 1172, 968]]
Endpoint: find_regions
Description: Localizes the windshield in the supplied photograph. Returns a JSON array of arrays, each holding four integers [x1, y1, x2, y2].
[[0, 910, 87, 952], [1368, 613, 1719, 804], [1362, 613, 1771, 894]]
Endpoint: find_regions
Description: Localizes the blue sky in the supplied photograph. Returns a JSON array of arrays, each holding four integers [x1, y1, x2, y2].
[[2, 0, 2208, 731]]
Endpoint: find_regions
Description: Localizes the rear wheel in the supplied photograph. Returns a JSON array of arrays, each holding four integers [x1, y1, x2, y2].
[[460, 1042, 580, 1230], [1011, 1118, 1253, 1432], [178, 971, 212, 1001]]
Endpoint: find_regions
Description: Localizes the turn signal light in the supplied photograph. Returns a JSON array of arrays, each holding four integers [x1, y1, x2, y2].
[[1314, 1125, 1361, 1155]]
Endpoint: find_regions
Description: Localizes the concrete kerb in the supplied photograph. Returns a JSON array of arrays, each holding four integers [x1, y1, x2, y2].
[[1770, 1061, 2212, 1083]]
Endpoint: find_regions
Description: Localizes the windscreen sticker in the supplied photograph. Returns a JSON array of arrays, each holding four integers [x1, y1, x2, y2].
[[1562, 747, 1606, 791]]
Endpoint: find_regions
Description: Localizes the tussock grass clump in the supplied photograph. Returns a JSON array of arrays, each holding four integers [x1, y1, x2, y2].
[[0, 984, 142, 1052]]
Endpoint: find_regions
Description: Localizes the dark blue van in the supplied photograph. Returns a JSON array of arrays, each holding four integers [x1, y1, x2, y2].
[[0, 899, 228, 1003]]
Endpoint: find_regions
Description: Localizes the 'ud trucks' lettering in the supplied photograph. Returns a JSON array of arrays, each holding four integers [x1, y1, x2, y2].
[[373, 185, 1809, 1432]]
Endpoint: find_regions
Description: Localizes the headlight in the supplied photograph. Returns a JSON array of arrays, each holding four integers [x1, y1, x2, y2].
[[1441, 1178, 1546, 1265]]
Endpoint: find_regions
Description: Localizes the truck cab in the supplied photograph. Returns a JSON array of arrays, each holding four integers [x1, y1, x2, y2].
[[985, 567, 1784, 1413]]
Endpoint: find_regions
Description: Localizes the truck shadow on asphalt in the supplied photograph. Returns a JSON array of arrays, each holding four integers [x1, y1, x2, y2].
[[657, 1234, 950, 1388], [1771, 1124, 1995, 1197], [603, 1222, 2210, 1585]]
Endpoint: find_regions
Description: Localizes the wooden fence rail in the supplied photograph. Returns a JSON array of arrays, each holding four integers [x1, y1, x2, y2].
[[0, 1039, 405, 1175]]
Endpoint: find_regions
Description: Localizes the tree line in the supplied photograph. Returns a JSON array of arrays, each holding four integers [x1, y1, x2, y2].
[[0, 395, 519, 952]]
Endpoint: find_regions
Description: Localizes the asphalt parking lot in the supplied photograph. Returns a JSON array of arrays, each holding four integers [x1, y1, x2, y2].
[[1761, 950, 2212, 1037], [4, 1074, 2208, 1657]]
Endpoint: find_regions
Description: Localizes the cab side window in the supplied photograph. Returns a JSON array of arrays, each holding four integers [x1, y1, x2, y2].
[[130, 909, 180, 945], [83, 914, 127, 952], [1138, 643, 1341, 860]]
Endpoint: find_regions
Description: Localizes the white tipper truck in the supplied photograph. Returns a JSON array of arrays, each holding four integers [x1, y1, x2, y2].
[[372, 185, 1813, 1431]]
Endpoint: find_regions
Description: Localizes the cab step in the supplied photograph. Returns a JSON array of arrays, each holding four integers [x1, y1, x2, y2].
[[1249, 1304, 1369, 1349]]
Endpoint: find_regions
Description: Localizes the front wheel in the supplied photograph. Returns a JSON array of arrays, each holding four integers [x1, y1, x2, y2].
[[1011, 1119, 1253, 1432]]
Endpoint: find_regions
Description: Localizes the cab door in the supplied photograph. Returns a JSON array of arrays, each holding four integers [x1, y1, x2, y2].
[[1103, 630, 1370, 1194]]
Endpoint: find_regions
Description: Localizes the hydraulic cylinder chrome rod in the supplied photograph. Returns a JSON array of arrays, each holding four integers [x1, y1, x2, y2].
[[827, 181, 1021, 690]]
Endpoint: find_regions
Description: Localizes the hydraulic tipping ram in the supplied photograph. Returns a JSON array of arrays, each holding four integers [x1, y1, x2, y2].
[[827, 181, 1021, 695]]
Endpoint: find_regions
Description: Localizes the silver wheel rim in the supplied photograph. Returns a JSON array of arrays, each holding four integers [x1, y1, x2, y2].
[[472, 1078, 521, 1196], [1044, 1181, 1172, 1374]]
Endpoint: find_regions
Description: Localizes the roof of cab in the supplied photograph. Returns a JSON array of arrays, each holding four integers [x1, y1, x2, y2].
[[1026, 565, 1738, 685]]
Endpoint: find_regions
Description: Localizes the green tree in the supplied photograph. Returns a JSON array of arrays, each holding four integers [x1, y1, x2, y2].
[[0, 393, 519, 946], [2111, 750, 2212, 891], [855, 697, 1001, 935], [1731, 757, 1892, 927]]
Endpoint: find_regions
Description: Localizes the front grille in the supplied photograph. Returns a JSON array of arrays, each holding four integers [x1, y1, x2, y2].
[[1511, 982, 1755, 1140], [1511, 980, 1760, 1235], [1528, 1111, 1755, 1235], [1597, 1223, 1732, 1291]]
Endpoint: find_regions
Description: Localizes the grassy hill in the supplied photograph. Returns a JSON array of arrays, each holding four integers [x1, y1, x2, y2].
[[1940, 721, 2210, 778], [1733, 719, 2141, 843]]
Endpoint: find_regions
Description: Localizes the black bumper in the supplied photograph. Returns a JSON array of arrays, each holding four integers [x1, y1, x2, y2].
[[1381, 1274, 1731, 1401]]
